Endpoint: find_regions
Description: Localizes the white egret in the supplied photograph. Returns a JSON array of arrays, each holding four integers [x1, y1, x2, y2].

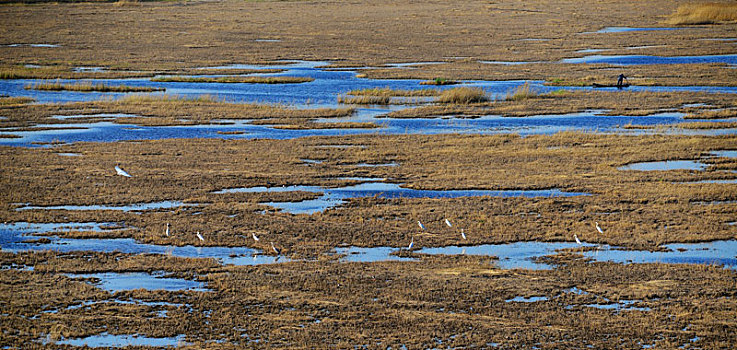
[[271, 242, 280, 255], [595, 222, 604, 234], [196, 231, 204, 241], [574, 233, 582, 245], [461, 228, 466, 240], [445, 219, 452, 228], [252, 232, 259, 242], [115, 165, 132, 178], [417, 220, 425, 231], [165, 223, 170, 237], [407, 237, 414, 250]]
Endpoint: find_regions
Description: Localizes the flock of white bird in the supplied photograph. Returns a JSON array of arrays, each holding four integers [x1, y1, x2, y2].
[[409, 218, 467, 250], [118, 165, 605, 257]]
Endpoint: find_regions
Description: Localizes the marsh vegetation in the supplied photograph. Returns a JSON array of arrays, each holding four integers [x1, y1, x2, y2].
[[1, 0, 736, 348]]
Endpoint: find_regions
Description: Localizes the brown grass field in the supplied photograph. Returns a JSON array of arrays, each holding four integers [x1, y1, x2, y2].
[[1, 0, 737, 348]]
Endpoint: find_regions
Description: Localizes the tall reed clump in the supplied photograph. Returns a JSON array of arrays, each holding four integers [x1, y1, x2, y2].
[[505, 82, 538, 101], [338, 95, 391, 105], [436, 87, 488, 104], [665, 3, 737, 25]]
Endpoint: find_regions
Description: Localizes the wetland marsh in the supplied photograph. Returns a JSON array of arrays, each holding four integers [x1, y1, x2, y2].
[[1, 0, 736, 348]]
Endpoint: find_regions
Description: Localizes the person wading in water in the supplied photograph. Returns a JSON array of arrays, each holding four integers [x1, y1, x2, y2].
[[616, 74, 629, 88]]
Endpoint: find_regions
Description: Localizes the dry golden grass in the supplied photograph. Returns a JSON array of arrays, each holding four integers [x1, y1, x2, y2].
[[665, 2, 737, 25], [347, 87, 439, 97], [436, 87, 488, 104], [113, 0, 140, 7], [1, 0, 735, 84], [1, 133, 735, 251], [1, 250, 735, 348], [419, 78, 460, 86], [386, 90, 737, 118], [683, 108, 737, 119], [676, 121, 737, 129], [337, 95, 391, 105], [26, 80, 164, 93], [0, 96, 34, 106], [0, 95, 357, 130], [505, 82, 538, 101]]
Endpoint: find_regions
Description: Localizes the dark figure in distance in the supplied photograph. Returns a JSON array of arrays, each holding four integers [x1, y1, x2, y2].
[[616, 74, 628, 88]]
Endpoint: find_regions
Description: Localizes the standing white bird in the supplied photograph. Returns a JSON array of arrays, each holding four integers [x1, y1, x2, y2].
[[407, 237, 414, 250], [574, 233, 582, 245], [461, 228, 466, 240], [115, 165, 132, 178], [252, 232, 259, 242], [271, 242, 280, 255], [595, 222, 604, 234], [165, 223, 170, 237], [445, 219, 452, 228], [417, 220, 425, 231], [196, 231, 204, 241]]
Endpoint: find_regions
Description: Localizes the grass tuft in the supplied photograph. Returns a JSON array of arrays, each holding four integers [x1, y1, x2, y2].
[[436, 87, 488, 104], [505, 82, 538, 101], [338, 95, 391, 105], [665, 3, 737, 25], [420, 78, 460, 86]]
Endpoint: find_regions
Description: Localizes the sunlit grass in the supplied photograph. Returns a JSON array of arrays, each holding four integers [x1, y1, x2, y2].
[[25, 80, 164, 93], [505, 82, 538, 101], [675, 121, 737, 129], [436, 87, 488, 104], [665, 2, 737, 25], [338, 95, 391, 105], [683, 109, 737, 119], [0, 96, 34, 106], [419, 78, 459, 86], [347, 87, 439, 97]]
